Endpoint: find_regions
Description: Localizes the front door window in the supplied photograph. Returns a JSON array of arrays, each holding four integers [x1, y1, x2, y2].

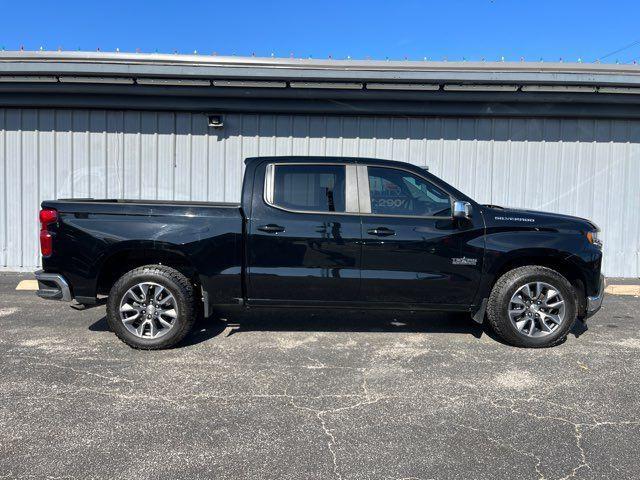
[[367, 166, 452, 217]]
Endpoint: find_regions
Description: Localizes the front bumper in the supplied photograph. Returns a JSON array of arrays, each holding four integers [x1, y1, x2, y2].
[[35, 270, 73, 302], [585, 274, 605, 318]]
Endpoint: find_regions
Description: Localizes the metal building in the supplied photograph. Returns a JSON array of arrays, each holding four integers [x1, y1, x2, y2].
[[1, 52, 639, 276]]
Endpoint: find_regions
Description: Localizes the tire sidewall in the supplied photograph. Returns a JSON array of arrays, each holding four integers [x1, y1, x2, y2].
[[496, 269, 577, 347], [106, 268, 193, 349]]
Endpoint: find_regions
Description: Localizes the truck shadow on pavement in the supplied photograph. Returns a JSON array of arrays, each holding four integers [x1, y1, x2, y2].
[[89, 309, 588, 348]]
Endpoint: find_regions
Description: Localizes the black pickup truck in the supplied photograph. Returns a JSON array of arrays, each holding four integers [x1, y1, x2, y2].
[[35, 156, 604, 349]]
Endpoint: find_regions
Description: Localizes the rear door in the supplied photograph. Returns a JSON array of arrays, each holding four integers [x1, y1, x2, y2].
[[358, 165, 484, 306], [247, 161, 362, 304]]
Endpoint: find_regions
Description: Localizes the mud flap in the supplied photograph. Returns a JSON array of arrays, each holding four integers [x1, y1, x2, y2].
[[472, 298, 488, 324], [201, 288, 211, 319]]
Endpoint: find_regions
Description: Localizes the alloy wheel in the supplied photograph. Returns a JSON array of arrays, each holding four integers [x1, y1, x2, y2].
[[508, 281, 566, 337], [119, 282, 178, 339]]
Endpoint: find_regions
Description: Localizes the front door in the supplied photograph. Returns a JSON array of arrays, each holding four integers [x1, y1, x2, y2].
[[247, 162, 361, 304], [359, 165, 484, 307]]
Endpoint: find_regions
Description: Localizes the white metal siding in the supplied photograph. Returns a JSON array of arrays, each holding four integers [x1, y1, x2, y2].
[[0, 109, 638, 276]]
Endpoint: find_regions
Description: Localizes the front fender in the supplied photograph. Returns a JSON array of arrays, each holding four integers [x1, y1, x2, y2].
[[472, 230, 593, 305]]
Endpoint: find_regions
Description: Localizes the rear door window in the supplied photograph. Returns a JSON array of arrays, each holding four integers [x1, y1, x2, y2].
[[272, 165, 346, 213]]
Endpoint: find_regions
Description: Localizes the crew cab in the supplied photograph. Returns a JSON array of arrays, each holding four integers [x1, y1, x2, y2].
[[35, 156, 605, 349]]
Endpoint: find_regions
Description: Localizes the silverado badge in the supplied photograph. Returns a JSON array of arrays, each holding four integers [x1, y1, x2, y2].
[[452, 257, 478, 266]]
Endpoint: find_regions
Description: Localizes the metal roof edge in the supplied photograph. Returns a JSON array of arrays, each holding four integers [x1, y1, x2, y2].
[[0, 51, 639, 74], [1, 51, 640, 88]]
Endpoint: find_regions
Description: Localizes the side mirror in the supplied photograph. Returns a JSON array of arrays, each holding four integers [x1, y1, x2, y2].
[[453, 201, 472, 220]]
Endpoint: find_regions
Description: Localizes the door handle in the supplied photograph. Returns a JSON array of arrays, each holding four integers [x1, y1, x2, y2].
[[367, 227, 395, 237], [258, 224, 285, 234]]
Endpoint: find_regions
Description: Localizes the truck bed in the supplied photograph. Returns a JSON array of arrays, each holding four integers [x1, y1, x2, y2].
[[41, 198, 245, 303]]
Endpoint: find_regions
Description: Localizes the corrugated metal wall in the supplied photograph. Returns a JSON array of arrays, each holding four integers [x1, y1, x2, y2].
[[1, 108, 638, 276]]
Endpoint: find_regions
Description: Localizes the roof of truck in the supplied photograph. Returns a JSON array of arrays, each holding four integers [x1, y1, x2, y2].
[[244, 156, 409, 166], [243, 156, 468, 202]]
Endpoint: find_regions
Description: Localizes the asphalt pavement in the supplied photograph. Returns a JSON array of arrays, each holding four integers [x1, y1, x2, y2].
[[1, 273, 639, 480]]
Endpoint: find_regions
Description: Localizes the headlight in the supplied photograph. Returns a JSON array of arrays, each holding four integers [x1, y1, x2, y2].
[[586, 231, 602, 248]]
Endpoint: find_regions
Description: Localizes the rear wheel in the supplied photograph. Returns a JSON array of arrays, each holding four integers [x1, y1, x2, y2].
[[486, 266, 577, 348], [106, 265, 197, 349]]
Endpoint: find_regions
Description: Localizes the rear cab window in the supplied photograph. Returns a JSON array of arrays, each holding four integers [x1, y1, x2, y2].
[[268, 164, 346, 213]]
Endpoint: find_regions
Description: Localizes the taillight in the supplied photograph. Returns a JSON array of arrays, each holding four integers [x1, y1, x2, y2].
[[39, 208, 58, 257]]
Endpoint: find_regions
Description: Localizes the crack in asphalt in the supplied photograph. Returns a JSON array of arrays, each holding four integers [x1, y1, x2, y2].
[[470, 392, 640, 480], [558, 424, 588, 480], [30, 361, 135, 385], [286, 368, 384, 480], [448, 422, 547, 480]]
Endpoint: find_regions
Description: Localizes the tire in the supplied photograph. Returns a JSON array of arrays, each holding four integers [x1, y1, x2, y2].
[[486, 266, 577, 348], [106, 265, 197, 349]]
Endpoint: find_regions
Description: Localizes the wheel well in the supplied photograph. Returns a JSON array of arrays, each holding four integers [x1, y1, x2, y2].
[[96, 249, 199, 296], [494, 256, 587, 315]]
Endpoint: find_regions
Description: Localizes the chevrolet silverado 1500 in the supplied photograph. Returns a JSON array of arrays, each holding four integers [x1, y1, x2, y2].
[[35, 156, 604, 349]]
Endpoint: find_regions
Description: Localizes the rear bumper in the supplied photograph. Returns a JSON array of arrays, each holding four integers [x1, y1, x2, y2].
[[585, 274, 605, 318], [35, 270, 73, 302]]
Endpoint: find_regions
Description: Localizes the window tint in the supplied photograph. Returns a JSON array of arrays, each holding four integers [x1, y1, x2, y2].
[[368, 167, 451, 217], [272, 165, 346, 212]]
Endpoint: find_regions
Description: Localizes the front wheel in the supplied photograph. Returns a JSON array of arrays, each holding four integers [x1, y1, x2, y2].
[[486, 266, 577, 348], [106, 265, 197, 349]]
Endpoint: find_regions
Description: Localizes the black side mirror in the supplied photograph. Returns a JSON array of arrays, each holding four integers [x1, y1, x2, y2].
[[453, 201, 472, 220]]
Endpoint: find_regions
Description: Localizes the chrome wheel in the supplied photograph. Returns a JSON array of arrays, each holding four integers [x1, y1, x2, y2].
[[508, 281, 566, 337], [119, 282, 178, 339]]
